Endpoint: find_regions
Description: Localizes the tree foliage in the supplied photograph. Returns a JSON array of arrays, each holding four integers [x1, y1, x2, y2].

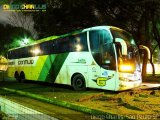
[[8, 12, 37, 39], [33, 0, 98, 38], [32, 0, 160, 44]]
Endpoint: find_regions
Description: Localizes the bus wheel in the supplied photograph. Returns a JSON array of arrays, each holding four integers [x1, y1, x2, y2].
[[14, 71, 20, 82], [72, 74, 86, 91], [20, 72, 25, 83]]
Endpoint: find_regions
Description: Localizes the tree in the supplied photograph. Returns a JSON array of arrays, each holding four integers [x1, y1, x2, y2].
[[8, 12, 37, 39], [33, 0, 98, 38]]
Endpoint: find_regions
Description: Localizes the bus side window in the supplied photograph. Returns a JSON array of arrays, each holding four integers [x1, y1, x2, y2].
[[53, 40, 58, 53], [27, 46, 32, 57], [69, 32, 88, 52], [40, 41, 54, 55], [11, 50, 16, 59], [14, 49, 19, 59], [20, 48, 23, 58], [8, 51, 12, 59], [20, 47, 27, 58], [40, 42, 46, 55], [55, 37, 70, 53], [89, 31, 100, 52], [89, 30, 101, 65]]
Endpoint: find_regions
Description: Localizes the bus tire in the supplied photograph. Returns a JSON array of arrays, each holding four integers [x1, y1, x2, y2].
[[20, 72, 25, 83], [72, 74, 86, 91], [14, 71, 20, 82]]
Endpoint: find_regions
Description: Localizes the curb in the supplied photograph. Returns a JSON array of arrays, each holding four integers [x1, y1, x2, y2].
[[1, 87, 129, 120]]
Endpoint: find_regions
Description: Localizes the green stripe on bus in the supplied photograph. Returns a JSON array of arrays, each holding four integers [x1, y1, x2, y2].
[[38, 55, 57, 81], [39, 53, 69, 82], [46, 53, 69, 82]]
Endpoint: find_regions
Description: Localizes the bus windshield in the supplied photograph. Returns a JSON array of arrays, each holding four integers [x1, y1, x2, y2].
[[111, 28, 141, 73], [89, 30, 116, 70]]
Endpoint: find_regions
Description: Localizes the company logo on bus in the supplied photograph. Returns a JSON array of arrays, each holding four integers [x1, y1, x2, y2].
[[92, 74, 114, 86], [96, 77, 107, 86], [18, 59, 34, 65]]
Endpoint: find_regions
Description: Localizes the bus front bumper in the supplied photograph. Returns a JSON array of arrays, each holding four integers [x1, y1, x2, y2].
[[118, 80, 142, 91]]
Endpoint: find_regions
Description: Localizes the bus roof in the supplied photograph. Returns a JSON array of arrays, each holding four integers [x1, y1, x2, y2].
[[8, 26, 125, 51]]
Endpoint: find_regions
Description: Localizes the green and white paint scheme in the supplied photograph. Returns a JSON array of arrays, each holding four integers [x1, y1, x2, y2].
[[7, 26, 142, 91]]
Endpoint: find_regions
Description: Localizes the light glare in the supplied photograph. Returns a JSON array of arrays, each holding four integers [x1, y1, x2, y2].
[[75, 44, 82, 51], [32, 48, 41, 55], [119, 64, 133, 72], [23, 38, 29, 44]]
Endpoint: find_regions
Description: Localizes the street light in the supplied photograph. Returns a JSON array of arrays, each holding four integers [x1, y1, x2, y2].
[[23, 38, 29, 44], [20, 37, 30, 46]]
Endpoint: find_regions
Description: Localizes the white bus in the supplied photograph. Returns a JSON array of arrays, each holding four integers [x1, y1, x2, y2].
[[7, 26, 145, 91]]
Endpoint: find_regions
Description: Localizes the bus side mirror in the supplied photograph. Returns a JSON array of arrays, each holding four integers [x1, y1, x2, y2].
[[139, 45, 150, 60]]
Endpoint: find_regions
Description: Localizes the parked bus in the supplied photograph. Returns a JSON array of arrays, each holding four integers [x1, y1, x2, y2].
[[7, 26, 148, 91]]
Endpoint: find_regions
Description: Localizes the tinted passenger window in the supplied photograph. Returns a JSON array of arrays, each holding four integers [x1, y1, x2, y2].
[[69, 32, 88, 52], [55, 37, 70, 53], [8, 33, 88, 59], [40, 40, 55, 55]]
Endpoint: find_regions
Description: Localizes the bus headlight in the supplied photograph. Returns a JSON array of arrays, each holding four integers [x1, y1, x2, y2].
[[119, 64, 134, 73]]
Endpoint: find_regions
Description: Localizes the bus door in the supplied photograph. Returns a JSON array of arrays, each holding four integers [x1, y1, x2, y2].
[[88, 61, 101, 88], [89, 30, 117, 90], [99, 42, 117, 90], [88, 42, 117, 90]]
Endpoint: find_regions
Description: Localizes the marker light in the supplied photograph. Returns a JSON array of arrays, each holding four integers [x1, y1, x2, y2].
[[119, 64, 134, 72]]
